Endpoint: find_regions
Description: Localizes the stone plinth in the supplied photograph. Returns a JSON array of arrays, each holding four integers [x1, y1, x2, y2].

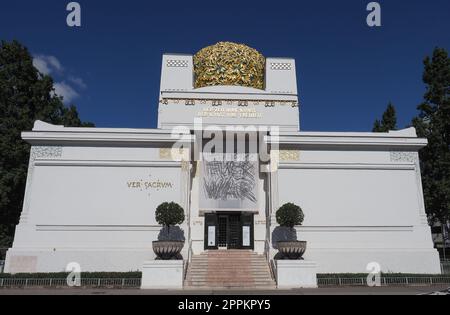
[[276, 260, 318, 289], [141, 260, 184, 289]]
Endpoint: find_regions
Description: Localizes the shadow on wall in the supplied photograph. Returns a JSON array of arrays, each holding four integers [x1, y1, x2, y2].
[[271, 226, 300, 260], [271, 226, 297, 245], [157, 226, 186, 242]]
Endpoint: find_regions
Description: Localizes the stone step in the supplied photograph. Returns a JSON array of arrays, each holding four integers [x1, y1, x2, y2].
[[184, 251, 276, 289], [186, 278, 274, 283], [203, 254, 263, 256], [187, 270, 271, 275], [189, 264, 269, 268], [185, 286, 277, 290], [187, 275, 272, 279], [190, 262, 269, 266], [192, 257, 266, 261], [187, 274, 267, 279], [187, 276, 273, 280], [202, 249, 255, 256], [187, 272, 273, 277], [189, 262, 269, 265], [191, 257, 267, 261], [192, 256, 266, 261], [187, 281, 276, 288], [200, 255, 264, 259], [186, 280, 275, 285], [200, 255, 263, 256]]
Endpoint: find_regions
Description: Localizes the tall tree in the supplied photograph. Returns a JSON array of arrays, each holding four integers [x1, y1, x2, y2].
[[412, 47, 450, 226], [373, 103, 398, 132], [0, 40, 93, 247]]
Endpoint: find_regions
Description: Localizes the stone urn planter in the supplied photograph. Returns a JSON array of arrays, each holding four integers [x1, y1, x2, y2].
[[152, 241, 184, 260], [275, 203, 306, 260], [153, 202, 186, 260], [277, 240, 307, 260]]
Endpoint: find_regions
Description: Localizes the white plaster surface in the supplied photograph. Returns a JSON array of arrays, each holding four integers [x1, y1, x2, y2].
[[276, 260, 318, 289], [141, 260, 184, 289]]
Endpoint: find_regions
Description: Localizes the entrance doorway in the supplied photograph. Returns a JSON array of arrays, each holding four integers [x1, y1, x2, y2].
[[204, 212, 254, 250]]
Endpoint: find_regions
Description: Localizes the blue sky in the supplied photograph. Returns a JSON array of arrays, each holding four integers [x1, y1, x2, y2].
[[1, 0, 449, 131]]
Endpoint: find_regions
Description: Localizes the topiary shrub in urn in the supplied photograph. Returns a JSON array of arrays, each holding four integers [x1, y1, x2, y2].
[[152, 202, 185, 260], [276, 203, 306, 260]]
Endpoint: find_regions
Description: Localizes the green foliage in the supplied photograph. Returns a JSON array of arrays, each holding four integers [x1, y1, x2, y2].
[[276, 203, 304, 228], [155, 202, 185, 230], [0, 40, 94, 244], [0, 225, 12, 249], [412, 48, 450, 225], [0, 272, 142, 279], [317, 273, 444, 279], [373, 103, 397, 132]]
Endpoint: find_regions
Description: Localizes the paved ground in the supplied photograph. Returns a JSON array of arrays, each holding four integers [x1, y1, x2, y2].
[[0, 286, 448, 295]]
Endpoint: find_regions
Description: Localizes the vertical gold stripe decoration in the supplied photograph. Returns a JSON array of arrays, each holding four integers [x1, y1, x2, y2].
[[181, 161, 190, 172]]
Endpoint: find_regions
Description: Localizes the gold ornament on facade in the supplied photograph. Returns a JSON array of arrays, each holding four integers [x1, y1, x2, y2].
[[193, 42, 266, 90], [279, 150, 301, 161], [159, 148, 189, 161]]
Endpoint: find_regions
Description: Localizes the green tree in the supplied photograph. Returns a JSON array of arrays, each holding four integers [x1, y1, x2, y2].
[[276, 203, 304, 228], [0, 40, 93, 247], [373, 103, 398, 132], [155, 202, 185, 237], [412, 47, 450, 226]]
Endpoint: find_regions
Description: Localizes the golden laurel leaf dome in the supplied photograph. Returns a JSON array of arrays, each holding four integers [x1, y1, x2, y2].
[[193, 42, 266, 90]]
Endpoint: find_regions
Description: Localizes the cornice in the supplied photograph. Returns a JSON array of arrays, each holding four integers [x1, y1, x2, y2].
[[266, 134, 427, 150], [22, 130, 194, 146]]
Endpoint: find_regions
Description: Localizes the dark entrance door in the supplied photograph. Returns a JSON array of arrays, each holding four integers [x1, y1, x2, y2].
[[204, 212, 254, 250]]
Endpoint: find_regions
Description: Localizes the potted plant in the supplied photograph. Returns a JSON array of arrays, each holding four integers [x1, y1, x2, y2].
[[275, 202, 306, 260], [152, 202, 185, 260]]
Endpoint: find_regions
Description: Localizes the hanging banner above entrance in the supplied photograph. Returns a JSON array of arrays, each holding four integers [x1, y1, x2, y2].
[[200, 153, 258, 211]]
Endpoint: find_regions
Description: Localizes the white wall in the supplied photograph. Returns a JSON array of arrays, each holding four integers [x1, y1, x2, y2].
[[5, 144, 188, 273], [278, 168, 419, 227], [271, 148, 440, 274], [158, 101, 300, 132], [29, 165, 181, 226]]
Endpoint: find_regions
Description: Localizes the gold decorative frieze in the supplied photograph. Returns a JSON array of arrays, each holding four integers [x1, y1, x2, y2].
[[159, 148, 171, 159], [279, 150, 300, 161], [159, 98, 299, 108], [159, 148, 189, 161], [197, 107, 262, 119], [194, 161, 201, 178]]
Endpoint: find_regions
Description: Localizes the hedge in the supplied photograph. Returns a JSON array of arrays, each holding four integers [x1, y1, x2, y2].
[[0, 272, 445, 279], [317, 273, 445, 279], [0, 272, 142, 279]]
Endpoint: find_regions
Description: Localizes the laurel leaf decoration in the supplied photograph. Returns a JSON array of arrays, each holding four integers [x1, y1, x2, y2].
[[194, 42, 265, 90]]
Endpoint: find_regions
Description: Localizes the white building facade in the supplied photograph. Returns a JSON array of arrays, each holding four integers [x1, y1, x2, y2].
[[4, 42, 441, 275]]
